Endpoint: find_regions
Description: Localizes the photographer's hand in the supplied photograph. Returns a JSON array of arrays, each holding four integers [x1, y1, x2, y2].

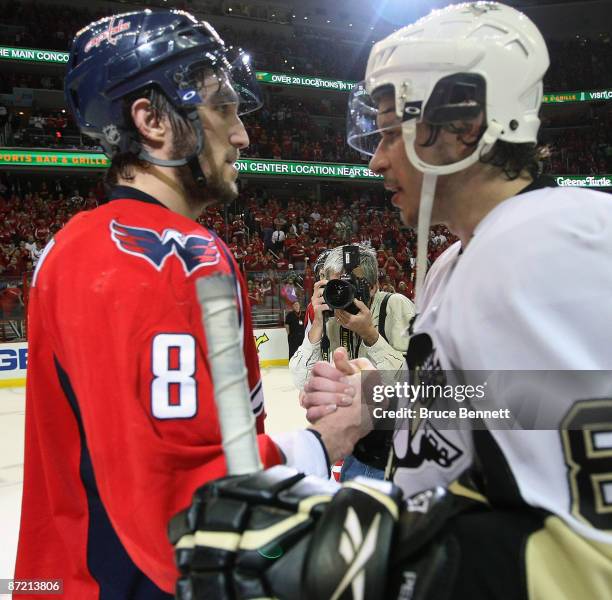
[[335, 299, 379, 346], [307, 279, 329, 343]]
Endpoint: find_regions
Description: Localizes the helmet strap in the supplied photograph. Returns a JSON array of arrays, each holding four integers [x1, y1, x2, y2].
[[415, 172, 437, 303], [137, 108, 208, 188]]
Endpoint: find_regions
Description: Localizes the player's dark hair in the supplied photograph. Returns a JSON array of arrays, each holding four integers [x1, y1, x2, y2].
[[421, 123, 541, 181], [479, 140, 541, 180], [105, 86, 191, 187]]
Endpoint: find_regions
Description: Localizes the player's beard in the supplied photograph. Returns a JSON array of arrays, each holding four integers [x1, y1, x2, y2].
[[171, 135, 237, 213]]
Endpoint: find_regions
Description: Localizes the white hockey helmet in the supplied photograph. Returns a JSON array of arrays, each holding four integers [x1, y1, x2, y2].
[[346, 2, 550, 298], [348, 1, 550, 167]]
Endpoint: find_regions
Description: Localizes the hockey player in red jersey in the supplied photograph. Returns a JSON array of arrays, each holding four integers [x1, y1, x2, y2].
[[14, 10, 368, 598]]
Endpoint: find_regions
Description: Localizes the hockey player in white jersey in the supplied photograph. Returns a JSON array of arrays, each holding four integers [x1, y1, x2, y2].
[[170, 3, 612, 598]]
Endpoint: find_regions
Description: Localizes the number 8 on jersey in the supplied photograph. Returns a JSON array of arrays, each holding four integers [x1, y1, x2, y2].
[[151, 333, 197, 419]]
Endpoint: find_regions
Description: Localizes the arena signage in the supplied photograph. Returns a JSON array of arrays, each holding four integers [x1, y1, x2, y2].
[[555, 175, 612, 188], [255, 71, 356, 91], [234, 158, 381, 180], [0, 46, 69, 64], [0, 336, 287, 383], [0, 150, 607, 186], [0, 149, 109, 168], [0, 342, 28, 386], [0, 347, 27, 371], [542, 89, 612, 103]]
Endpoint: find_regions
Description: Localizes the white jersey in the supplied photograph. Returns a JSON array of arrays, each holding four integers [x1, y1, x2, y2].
[[393, 183, 612, 545]]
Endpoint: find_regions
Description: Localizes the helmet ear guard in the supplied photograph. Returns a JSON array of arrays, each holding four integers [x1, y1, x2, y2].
[[423, 73, 486, 127]]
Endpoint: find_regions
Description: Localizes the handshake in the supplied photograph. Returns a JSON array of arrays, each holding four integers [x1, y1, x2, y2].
[[166, 350, 449, 600]]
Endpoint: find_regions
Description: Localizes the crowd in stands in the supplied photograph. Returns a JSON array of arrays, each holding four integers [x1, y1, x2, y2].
[[0, 175, 102, 324], [0, 174, 459, 313], [0, 71, 65, 95], [199, 187, 456, 305], [0, 96, 366, 162], [546, 39, 612, 93], [0, 177, 101, 272], [0, 109, 92, 150], [1, 0, 611, 92], [540, 109, 612, 175], [216, 24, 371, 81], [0, 0, 108, 51], [242, 96, 364, 163]]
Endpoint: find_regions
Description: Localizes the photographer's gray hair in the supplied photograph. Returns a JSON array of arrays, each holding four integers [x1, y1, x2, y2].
[[323, 244, 378, 286]]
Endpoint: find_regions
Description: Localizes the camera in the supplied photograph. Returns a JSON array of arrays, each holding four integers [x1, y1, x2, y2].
[[323, 246, 370, 315]]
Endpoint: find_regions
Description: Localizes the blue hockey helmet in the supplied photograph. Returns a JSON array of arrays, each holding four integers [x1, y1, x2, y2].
[[65, 9, 261, 182]]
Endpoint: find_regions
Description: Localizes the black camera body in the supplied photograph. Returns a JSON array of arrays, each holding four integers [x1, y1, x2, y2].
[[323, 246, 370, 315]]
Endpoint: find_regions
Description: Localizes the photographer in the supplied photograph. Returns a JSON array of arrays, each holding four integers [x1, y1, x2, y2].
[[289, 243, 415, 479]]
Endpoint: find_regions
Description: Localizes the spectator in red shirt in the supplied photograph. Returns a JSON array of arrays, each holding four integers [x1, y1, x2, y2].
[[228, 235, 239, 256], [255, 250, 269, 271], [384, 254, 401, 280], [35, 225, 50, 242], [4, 256, 20, 276], [243, 245, 257, 271], [303, 265, 314, 304], [251, 232, 264, 253], [260, 275, 273, 306], [275, 251, 289, 270], [0, 285, 23, 319], [284, 231, 298, 253], [289, 242, 306, 268], [246, 280, 262, 306]]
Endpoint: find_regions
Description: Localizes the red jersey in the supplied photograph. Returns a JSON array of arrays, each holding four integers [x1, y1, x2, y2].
[[15, 187, 281, 598]]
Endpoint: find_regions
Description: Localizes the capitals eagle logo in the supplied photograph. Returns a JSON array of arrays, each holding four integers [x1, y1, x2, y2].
[[110, 220, 220, 275]]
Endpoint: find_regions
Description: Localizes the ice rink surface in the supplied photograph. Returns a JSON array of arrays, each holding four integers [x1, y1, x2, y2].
[[0, 366, 306, 583]]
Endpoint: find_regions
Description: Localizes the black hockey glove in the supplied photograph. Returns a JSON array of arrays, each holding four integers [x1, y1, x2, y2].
[[168, 465, 405, 600]]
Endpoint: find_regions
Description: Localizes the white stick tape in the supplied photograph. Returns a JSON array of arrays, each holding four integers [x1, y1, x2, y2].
[[196, 274, 262, 475]]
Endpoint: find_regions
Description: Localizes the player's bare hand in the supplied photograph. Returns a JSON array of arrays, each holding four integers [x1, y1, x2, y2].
[[302, 348, 374, 423], [301, 360, 353, 420], [307, 349, 375, 462], [332, 346, 374, 374]]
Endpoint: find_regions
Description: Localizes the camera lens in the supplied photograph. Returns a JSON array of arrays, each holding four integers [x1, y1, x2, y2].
[[323, 279, 354, 310]]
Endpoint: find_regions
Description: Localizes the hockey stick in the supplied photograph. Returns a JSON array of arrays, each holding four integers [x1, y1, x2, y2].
[[196, 274, 262, 475]]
